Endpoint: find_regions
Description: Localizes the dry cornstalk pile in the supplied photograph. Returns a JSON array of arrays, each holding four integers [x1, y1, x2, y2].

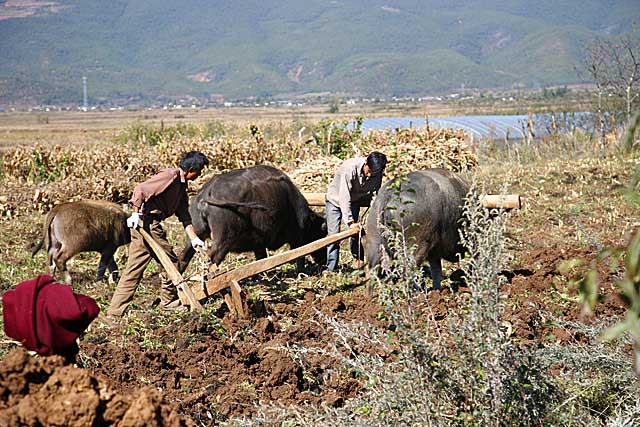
[[368, 127, 477, 173], [0, 134, 320, 218], [287, 126, 477, 191], [0, 124, 476, 218], [286, 156, 344, 192]]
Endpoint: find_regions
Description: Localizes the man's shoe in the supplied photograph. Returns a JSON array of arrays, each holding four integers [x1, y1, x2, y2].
[[97, 314, 120, 328], [160, 299, 187, 312]]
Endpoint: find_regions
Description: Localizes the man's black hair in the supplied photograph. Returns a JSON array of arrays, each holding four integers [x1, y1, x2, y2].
[[366, 151, 387, 176], [180, 151, 209, 173]]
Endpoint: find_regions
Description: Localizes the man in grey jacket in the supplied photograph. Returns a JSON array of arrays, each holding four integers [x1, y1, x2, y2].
[[324, 151, 387, 272]]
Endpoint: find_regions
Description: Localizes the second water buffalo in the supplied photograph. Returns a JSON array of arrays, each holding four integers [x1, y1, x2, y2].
[[32, 200, 131, 284], [365, 168, 469, 293], [178, 165, 327, 271]]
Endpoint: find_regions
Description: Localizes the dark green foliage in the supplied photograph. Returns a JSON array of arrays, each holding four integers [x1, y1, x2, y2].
[[543, 86, 571, 98], [0, 0, 638, 103], [311, 118, 362, 159]]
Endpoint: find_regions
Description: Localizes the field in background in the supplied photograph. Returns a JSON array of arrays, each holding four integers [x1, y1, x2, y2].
[[0, 95, 592, 149]]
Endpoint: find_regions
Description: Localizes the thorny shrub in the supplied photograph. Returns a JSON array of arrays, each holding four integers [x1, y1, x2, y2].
[[235, 185, 637, 427], [568, 226, 640, 379], [564, 125, 640, 380]]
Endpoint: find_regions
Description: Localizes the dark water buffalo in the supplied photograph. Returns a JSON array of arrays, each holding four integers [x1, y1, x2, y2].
[[178, 165, 327, 272], [365, 168, 469, 294], [32, 200, 131, 284]]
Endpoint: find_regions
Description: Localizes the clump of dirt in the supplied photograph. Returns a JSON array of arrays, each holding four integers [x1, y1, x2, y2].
[[0, 348, 191, 427]]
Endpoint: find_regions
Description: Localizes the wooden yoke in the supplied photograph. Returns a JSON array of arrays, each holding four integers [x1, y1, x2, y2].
[[479, 194, 521, 209], [302, 192, 522, 209], [303, 193, 326, 206], [137, 226, 203, 311]]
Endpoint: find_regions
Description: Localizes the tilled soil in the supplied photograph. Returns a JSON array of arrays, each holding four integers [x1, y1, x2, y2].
[[0, 240, 626, 426], [81, 290, 385, 424]]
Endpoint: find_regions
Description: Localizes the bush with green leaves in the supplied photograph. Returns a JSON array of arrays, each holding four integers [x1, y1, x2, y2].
[[28, 148, 70, 183], [115, 121, 222, 146], [570, 228, 640, 379], [566, 142, 640, 380]]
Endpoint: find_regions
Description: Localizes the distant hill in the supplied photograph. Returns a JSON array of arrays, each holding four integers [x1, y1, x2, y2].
[[0, 0, 638, 105]]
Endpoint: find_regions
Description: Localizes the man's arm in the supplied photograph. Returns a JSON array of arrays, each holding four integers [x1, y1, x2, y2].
[[184, 224, 198, 240], [175, 188, 204, 249]]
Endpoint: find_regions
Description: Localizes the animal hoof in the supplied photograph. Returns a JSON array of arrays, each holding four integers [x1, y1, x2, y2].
[[108, 272, 119, 285], [351, 259, 365, 270]]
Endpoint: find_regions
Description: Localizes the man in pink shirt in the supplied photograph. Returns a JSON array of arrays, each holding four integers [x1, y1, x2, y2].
[[107, 151, 209, 317]]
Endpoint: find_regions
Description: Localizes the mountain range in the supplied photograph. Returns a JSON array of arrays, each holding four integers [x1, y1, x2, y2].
[[0, 0, 638, 105]]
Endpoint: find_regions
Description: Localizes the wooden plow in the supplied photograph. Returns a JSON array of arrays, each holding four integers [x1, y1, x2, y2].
[[137, 227, 204, 311], [185, 228, 359, 316], [141, 224, 360, 316]]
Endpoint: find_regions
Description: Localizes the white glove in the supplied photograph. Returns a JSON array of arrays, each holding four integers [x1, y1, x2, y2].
[[126, 212, 140, 229], [191, 236, 206, 250]]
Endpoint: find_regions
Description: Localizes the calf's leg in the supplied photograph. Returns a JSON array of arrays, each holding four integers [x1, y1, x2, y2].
[[107, 257, 119, 283], [97, 246, 117, 281], [54, 255, 72, 284]]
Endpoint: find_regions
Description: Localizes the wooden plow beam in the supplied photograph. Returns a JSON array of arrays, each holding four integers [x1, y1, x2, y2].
[[185, 228, 360, 315], [302, 192, 522, 210], [137, 226, 204, 311]]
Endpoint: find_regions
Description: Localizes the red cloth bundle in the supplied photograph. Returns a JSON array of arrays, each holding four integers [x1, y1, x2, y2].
[[2, 274, 100, 356]]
